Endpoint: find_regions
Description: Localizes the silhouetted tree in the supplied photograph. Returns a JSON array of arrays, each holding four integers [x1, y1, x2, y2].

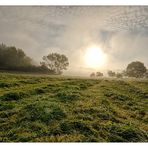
[[121, 70, 127, 77], [143, 70, 148, 78], [90, 72, 95, 78], [108, 70, 116, 77], [0, 43, 32, 69], [0, 43, 51, 74], [41, 53, 69, 75], [96, 72, 103, 77], [126, 61, 147, 78], [116, 73, 123, 78]]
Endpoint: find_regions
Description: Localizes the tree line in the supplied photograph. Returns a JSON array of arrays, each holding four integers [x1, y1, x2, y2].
[[0, 43, 148, 78], [90, 61, 148, 78], [0, 43, 69, 74]]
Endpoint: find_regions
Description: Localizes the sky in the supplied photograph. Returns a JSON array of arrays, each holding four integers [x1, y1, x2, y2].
[[0, 6, 148, 76]]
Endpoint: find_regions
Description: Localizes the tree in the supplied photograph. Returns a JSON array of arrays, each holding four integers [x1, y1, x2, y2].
[[121, 70, 127, 77], [108, 70, 116, 77], [0, 43, 51, 74], [116, 73, 123, 78], [126, 61, 147, 78], [0, 43, 32, 68], [96, 72, 103, 77], [41, 53, 69, 75], [143, 69, 148, 78], [90, 72, 95, 78]]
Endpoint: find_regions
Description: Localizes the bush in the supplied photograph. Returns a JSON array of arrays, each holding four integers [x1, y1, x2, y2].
[[126, 61, 147, 78], [116, 73, 123, 78]]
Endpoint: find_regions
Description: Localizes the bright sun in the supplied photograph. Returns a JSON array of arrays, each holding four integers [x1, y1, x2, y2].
[[84, 45, 107, 69]]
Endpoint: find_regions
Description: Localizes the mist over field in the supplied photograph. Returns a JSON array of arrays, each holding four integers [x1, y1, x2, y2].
[[0, 6, 148, 142], [0, 6, 148, 76]]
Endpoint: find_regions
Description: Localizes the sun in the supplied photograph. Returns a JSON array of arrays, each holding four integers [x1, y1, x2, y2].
[[84, 45, 107, 69]]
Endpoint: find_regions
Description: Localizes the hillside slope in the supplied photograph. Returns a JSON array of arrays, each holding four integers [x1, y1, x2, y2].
[[0, 72, 148, 142]]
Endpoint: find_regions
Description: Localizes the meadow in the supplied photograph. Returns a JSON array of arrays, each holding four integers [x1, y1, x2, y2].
[[0, 72, 148, 142]]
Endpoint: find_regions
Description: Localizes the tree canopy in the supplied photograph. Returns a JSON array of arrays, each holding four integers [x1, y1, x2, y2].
[[0, 43, 50, 74], [1, 43, 148, 78], [41, 53, 69, 75], [96, 72, 103, 77], [0, 43, 69, 75], [126, 61, 147, 78], [0, 43, 32, 69], [90, 72, 95, 78], [107, 70, 116, 77]]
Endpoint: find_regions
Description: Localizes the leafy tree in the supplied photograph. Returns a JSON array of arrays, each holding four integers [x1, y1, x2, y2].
[[108, 70, 116, 77], [96, 72, 103, 77], [121, 70, 127, 77], [90, 72, 95, 78], [41, 53, 69, 75], [126, 61, 147, 78], [143, 69, 148, 78], [116, 73, 123, 78], [0, 43, 32, 68], [0, 43, 51, 74]]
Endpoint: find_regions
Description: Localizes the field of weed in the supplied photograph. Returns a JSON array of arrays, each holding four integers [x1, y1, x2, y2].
[[0, 72, 148, 142]]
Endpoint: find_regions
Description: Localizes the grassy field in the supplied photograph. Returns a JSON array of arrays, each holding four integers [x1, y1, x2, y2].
[[0, 72, 148, 142]]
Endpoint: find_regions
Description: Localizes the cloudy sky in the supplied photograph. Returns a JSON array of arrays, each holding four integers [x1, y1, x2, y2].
[[0, 6, 148, 75]]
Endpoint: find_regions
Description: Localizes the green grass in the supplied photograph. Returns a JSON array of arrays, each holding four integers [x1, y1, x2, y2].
[[0, 72, 148, 142]]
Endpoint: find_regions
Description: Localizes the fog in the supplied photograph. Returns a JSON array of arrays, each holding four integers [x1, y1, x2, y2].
[[0, 6, 148, 76]]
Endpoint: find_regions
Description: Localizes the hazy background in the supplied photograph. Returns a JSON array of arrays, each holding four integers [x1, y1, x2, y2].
[[0, 6, 148, 76]]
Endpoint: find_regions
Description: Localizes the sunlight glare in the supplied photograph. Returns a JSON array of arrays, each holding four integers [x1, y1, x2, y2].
[[84, 45, 107, 69]]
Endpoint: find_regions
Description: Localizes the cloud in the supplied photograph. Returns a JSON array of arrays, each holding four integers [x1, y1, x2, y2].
[[107, 31, 148, 69], [0, 6, 148, 75]]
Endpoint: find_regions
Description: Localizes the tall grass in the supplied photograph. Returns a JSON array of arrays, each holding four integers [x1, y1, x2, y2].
[[0, 72, 148, 142]]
